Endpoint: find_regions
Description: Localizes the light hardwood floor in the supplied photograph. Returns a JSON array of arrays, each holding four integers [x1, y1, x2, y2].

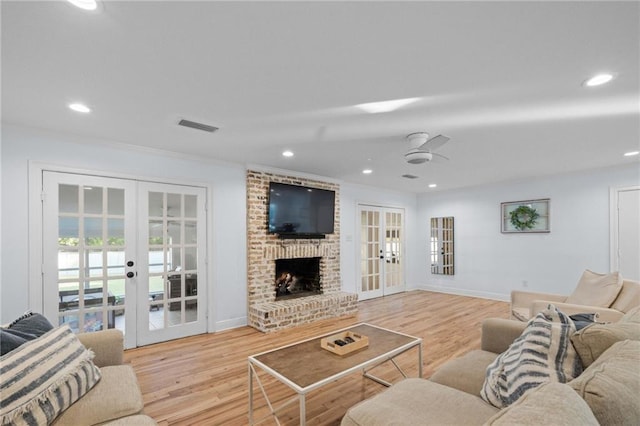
[[124, 291, 509, 425]]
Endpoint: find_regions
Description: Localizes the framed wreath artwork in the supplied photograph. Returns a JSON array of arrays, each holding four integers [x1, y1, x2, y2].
[[501, 199, 550, 233]]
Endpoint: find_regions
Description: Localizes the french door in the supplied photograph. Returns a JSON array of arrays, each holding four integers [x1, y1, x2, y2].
[[42, 171, 207, 348], [357, 205, 405, 300]]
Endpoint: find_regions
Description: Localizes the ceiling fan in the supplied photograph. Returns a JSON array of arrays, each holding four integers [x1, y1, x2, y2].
[[404, 132, 450, 164]]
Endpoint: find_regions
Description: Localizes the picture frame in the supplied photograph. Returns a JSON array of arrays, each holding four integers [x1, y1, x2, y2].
[[501, 199, 550, 233]]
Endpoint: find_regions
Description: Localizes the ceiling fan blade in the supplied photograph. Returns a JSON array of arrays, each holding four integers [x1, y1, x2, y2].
[[431, 152, 450, 162], [419, 134, 450, 151]]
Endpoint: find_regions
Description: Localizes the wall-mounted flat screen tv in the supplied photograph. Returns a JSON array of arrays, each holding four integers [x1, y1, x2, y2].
[[268, 182, 335, 238]]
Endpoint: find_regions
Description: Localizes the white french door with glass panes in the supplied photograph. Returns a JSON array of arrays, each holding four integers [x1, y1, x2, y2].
[[137, 181, 207, 346], [357, 205, 405, 300], [42, 171, 207, 348]]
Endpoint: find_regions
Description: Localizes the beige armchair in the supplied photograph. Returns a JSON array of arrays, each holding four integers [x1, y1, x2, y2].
[[511, 276, 640, 323]]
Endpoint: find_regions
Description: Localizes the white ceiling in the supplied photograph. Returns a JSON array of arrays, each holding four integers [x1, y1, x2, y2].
[[2, 1, 639, 193]]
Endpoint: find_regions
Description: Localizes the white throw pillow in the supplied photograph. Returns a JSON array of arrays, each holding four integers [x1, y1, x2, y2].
[[565, 270, 623, 307]]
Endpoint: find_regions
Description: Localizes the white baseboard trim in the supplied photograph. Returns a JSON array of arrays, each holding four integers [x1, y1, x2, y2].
[[213, 316, 247, 332], [416, 285, 510, 302]]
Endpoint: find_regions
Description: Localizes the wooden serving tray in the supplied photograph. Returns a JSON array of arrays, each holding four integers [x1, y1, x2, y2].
[[321, 331, 369, 356]]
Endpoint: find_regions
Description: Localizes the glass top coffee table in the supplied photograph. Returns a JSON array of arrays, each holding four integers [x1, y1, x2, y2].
[[248, 323, 422, 425]]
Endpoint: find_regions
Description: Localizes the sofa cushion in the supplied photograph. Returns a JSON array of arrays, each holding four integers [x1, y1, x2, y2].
[[52, 365, 145, 426], [484, 382, 599, 425], [569, 340, 640, 426], [429, 350, 498, 396], [0, 312, 54, 355], [621, 304, 640, 323], [565, 270, 623, 307], [0, 326, 101, 426], [341, 378, 498, 426], [570, 305, 640, 367], [610, 280, 640, 313], [481, 305, 582, 408]]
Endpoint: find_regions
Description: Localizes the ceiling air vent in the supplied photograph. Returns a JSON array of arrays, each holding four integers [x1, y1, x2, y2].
[[402, 174, 419, 179], [178, 119, 219, 133]]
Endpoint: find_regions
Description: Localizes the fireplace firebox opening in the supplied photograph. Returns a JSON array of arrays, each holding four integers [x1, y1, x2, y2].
[[275, 257, 322, 301]]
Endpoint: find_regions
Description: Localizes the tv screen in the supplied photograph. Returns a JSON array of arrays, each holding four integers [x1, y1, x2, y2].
[[268, 182, 335, 237]]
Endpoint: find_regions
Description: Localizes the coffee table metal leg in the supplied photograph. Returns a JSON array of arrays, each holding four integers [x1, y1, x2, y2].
[[249, 363, 254, 425], [418, 343, 423, 378], [300, 393, 306, 426]]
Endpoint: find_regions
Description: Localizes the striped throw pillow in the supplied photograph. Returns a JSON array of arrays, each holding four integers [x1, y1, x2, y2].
[[481, 305, 582, 408], [0, 325, 102, 425]]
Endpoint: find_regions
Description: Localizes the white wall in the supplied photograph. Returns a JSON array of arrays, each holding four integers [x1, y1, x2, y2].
[[3, 123, 637, 328], [417, 164, 640, 300], [1, 124, 247, 329], [340, 183, 420, 294]]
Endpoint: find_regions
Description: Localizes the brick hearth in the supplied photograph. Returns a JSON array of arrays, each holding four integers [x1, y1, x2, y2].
[[246, 170, 358, 332]]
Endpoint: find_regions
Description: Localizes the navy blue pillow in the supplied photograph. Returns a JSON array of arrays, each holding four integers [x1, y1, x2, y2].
[[570, 313, 598, 331], [1, 312, 54, 355]]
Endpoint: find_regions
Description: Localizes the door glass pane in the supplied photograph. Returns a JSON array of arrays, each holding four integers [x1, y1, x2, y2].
[[168, 221, 181, 245], [85, 218, 103, 246], [184, 247, 197, 271], [169, 247, 181, 271], [149, 192, 164, 217], [59, 249, 79, 280], [107, 249, 125, 277], [108, 219, 125, 245], [148, 220, 163, 245], [184, 221, 197, 244], [167, 193, 181, 217], [87, 249, 103, 277], [184, 195, 197, 218], [84, 187, 103, 214], [59, 185, 79, 213], [59, 217, 79, 246], [107, 188, 124, 215]]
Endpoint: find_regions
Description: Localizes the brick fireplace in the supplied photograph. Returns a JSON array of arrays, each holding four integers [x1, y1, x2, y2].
[[246, 170, 358, 332]]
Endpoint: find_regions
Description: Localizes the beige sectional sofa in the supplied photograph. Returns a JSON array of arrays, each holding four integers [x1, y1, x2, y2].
[[342, 309, 640, 425], [53, 329, 156, 426], [511, 276, 640, 323]]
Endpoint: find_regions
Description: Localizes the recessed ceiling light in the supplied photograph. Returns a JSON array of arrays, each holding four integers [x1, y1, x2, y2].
[[67, 0, 98, 10], [282, 150, 294, 157], [69, 103, 91, 113], [583, 73, 614, 87], [362, 169, 373, 174], [624, 151, 639, 157], [428, 183, 437, 188], [356, 97, 419, 114]]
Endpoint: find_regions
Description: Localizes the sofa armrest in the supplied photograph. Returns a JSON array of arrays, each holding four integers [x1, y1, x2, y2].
[[510, 290, 568, 320], [77, 329, 124, 367], [530, 301, 624, 323], [481, 318, 527, 354]]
